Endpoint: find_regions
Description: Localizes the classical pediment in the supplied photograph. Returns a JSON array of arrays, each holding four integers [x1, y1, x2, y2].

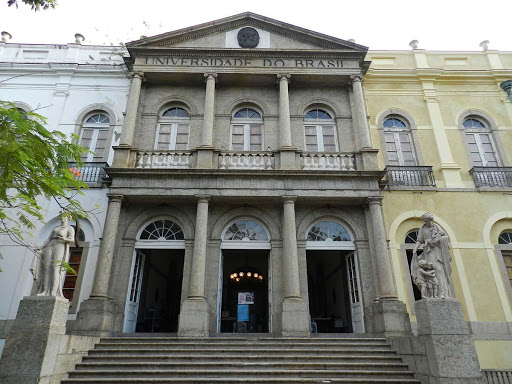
[[126, 12, 367, 53]]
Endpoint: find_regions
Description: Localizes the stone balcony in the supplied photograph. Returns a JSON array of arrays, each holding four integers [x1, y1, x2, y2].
[[470, 166, 512, 188], [68, 162, 109, 186], [132, 149, 359, 171], [384, 166, 436, 187]]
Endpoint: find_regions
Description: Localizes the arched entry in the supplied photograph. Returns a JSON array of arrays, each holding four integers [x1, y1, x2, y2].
[[123, 219, 185, 333], [306, 221, 364, 333], [218, 219, 271, 333]]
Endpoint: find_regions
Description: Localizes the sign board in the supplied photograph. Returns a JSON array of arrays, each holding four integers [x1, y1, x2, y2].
[[237, 304, 249, 322], [238, 292, 254, 305]]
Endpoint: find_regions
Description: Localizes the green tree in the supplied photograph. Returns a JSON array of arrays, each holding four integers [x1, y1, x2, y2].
[[7, 0, 56, 11], [0, 103, 89, 264]]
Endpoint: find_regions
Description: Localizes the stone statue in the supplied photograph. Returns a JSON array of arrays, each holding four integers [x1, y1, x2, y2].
[[31, 214, 75, 297], [411, 212, 453, 299]]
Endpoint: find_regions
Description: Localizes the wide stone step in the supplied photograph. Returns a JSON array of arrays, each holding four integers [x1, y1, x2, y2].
[[88, 347, 396, 356], [68, 369, 416, 380], [100, 337, 388, 344], [63, 378, 420, 384], [93, 343, 391, 351], [83, 354, 403, 364], [74, 361, 410, 371]]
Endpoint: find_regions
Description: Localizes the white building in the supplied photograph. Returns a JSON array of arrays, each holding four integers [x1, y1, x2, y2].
[[0, 36, 130, 355]]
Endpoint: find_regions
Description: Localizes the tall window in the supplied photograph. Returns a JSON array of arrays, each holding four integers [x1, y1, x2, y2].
[[463, 117, 499, 167], [404, 229, 422, 301], [156, 107, 190, 151], [304, 108, 337, 152], [79, 113, 110, 162], [383, 117, 416, 166], [231, 107, 263, 151], [63, 225, 86, 303], [499, 231, 512, 287]]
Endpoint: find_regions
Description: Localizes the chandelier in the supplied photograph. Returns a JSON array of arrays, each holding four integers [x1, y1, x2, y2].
[[230, 269, 264, 283]]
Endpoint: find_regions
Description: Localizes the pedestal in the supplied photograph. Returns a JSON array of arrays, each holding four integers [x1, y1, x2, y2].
[[415, 299, 484, 384], [71, 297, 118, 336], [178, 298, 210, 337], [279, 148, 297, 170], [281, 298, 310, 337], [0, 296, 69, 384], [372, 300, 412, 337], [195, 147, 215, 169]]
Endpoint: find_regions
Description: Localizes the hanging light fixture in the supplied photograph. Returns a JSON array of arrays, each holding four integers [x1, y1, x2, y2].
[[230, 269, 263, 283]]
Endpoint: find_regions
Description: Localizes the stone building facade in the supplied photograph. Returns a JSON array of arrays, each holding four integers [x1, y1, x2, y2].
[[0, 11, 511, 382]]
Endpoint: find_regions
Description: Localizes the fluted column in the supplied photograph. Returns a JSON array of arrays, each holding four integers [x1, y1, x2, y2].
[[350, 75, 372, 149], [119, 72, 143, 147], [277, 74, 292, 148], [367, 197, 398, 300], [188, 195, 210, 298], [201, 73, 217, 147], [282, 196, 301, 299], [90, 195, 123, 298]]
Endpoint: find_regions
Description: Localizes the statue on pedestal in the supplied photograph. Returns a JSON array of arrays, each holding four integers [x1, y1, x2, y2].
[[411, 212, 453, 299], [31, 214, 75, 297]]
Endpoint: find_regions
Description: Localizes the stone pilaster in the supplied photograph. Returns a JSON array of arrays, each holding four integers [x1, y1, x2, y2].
[[114, 72, 143, 167], [196, 73, 217, 169], [72, 194, 123, 335], [281, 196, 310, 337], [0, 296, 69, 384], [178, 195, 211, 337], [368, 197, 412, 336]]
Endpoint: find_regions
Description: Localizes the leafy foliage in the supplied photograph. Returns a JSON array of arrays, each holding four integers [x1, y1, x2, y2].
[[0, 102, 89, 247], [7, 0, 57, 11]]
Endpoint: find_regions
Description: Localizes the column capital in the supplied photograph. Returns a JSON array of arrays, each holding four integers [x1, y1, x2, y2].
[[130, 71, 144, 81], [106, 194, 124, 203], [204, 73, 218, 82], [349, 74, 363, 84], [277, 73, 291, 83], [195, 194, 211, 203], [367, 196, 383, 206], [281, 195, 297, 204]]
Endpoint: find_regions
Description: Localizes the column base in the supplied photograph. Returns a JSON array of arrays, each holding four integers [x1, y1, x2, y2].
[[372, 299, 412, 337], [0, 296, 69, 384], [195, 147, 215, 169], [70, 297, 118, 336], [112, 145, 138, 168], [360, 148, 379, 171], [281, 298, 310, 337], [178, 298, 210, 337], [278, 148, 298, 170], [415, 299, 483, 383], [439, 163, 465, 188]]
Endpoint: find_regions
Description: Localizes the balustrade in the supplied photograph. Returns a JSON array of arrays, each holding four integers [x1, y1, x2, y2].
[[384, 166, 435, 187], [68, 162, 108, 184], [301, 153, 355, 171], [470, 166, 512, 188], [136, 151, 192, 169], [219, 152, 274, 170]]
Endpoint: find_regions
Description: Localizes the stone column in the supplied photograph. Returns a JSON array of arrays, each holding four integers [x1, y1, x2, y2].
[[72, 195, 123, 335], [178, 195, 211, 336], [350, 75, 378, 170], [90, 195, 123, 298], [281, 196, 310, 337], [196, 73, 217, 169], [113, 72, 143, 167], [277, 74, 297, 169], [368, 197, 398, 300], [367, 196, 412, 336]]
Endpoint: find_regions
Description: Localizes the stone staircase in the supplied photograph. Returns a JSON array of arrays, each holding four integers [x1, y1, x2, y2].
[[62, 336, 420, 383]]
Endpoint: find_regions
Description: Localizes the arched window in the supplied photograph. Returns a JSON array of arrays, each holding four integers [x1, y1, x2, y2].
[[403, 229, 422, 301], [156, 107, 190, 151], [79, 112, 111, 162], [231, 107, 263, 151], [223, 220, 269, 241], [304, 108, 337, 152], [139, 219, 184, 240], [307, 221, 351, 241], [498, 231, 512, 288], [499, 231, 512, 245], [383, 116, 416, 166], [462, 116, 499, 167]]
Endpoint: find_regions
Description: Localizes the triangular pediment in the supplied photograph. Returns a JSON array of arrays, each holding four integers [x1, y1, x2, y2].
[[126, 12, 367, 53]]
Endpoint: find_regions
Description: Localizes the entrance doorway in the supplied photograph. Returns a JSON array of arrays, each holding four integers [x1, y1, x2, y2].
[[307, 250, 363, 333], [219, 250, 269, 333], [124, 249, 184, 333]]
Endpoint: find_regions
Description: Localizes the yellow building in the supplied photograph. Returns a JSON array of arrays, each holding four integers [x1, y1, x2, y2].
[[365, 48, 512, 372]]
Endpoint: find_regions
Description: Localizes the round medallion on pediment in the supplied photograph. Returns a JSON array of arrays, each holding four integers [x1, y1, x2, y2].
[[237, 27, 259, 48]]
